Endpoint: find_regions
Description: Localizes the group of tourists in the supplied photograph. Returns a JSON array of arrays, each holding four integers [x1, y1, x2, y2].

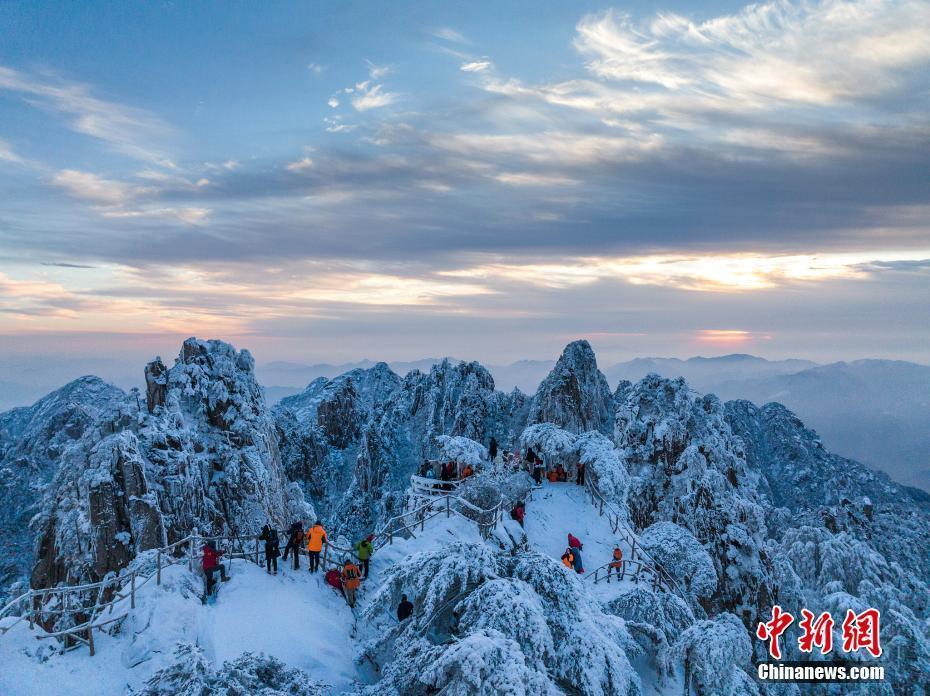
[[519, 446, 586, 487], [200, 519, 378, 610], [418, 459, 476, 483], [560, 534, 626, 580]]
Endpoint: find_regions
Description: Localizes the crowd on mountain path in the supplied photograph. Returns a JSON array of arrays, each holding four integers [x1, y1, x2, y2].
[[198, 436, 634, 623]]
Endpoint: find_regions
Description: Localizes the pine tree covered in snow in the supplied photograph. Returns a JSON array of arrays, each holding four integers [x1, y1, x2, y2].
[[614, 375, 772, 623], [360, 544, 642, 696], [639, 522, 717, 601], [131, 643, 327, 695], [674, 613, 759, 695]]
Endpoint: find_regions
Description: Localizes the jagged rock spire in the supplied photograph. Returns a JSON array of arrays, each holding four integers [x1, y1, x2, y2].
[[528, 340, 613, 434]]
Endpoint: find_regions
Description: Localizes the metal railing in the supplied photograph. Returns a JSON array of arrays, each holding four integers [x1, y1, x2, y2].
[[582, 476, 688, 600], [0, 480, 515, 656], [584, 559, 664, 591]]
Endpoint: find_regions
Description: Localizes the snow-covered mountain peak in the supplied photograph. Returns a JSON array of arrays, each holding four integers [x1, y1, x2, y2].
[[529, 339, 612, 434]]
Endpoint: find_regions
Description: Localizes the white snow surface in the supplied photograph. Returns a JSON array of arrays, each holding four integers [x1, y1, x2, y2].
[[523, 481, 643, 602], [0, 505, 488, 695], [1, 477, 681, 695], [0, 561, 358, 695]]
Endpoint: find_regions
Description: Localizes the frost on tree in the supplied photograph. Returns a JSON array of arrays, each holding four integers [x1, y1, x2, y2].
[[575, 431, 630, 509], [435, 434, 488, 467], [614, 375, 773, 624], [674, 613, 759, 696], [361, 544, 642, 696], [131, 643, 327, 696], [528, 340, 613, 435], [606, 586, 694, 684], [519, 422, 577, 469], [639, 522, 717, 601]]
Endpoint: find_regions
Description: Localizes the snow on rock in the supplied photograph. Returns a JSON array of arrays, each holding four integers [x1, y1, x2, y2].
[[273, 363, 401, 528], [726, 398, 930, 582], [332, 359, 527, 538], [28, 338, 311, 588], [528, 340, 613, 434], [0, 376, 129, 588]]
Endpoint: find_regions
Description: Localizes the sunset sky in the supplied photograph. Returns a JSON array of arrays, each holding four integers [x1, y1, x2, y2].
[[1, 0, 929, 370]]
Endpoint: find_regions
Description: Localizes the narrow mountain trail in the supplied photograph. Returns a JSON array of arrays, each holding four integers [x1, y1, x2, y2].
[[525, 481, 637, 598], [1, 484, 651, 695], [205, 562, 357, 692]]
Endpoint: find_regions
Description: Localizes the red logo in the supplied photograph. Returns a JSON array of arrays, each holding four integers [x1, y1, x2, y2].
[[842, 608, 882, 658], [757, 606, 881, 659], [798, 609, 835, 654], [756, 605, 794, 660]]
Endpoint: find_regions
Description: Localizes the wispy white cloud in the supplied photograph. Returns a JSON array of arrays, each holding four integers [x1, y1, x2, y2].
[[494, 172, 578, 187], [460, 60, 493, 73], [286, 156, 315, 172], [431, 27, 470, 44], [324, 117, 357, 133], [307, 62, 326, 75], [441, 249, 930, 292], [100, 206, 211, 226], [0, 65, 173, 164], [50, 169, 142, 205], [365, 60, 393, 80], [0, 138, 24, 164], [351, 83, 398, 111], [573, 1, 930, 107]]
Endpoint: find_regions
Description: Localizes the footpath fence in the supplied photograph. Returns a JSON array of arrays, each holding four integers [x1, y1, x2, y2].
[[581, 475, 688, 601], [0, 480, 511, 657], [0, 471, 684, 657]]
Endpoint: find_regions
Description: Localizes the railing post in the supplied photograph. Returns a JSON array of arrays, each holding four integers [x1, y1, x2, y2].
[[630, 538, 637, 561], [131, 572, 136, 609], [255, 537, 260, 565], [188, 537, 194, 572], [156, 550, 162, 586], [323, 542, 329, 568], [599, 498, 604, 516], [26, 592, 33, 631], [389, 530, 393, 545], [446, 496, 450, 518], [88, 625, 95, 657]]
